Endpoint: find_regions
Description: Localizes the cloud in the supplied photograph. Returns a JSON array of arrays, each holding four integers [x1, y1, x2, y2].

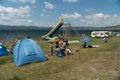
[[85, 8, 95, 12], [9, 0, 36, 3], [61, 12, 120, 27], [81, 13, 120, 27], [0, 5, 30, 17], [20, 0, 36, 3], [61, 12, 82, 19], [27, 19, 32, 23], [44, 2, 55, 9], [40, 13, 45, 17], [0, 5, 31, 26], [63, 0, 78, 3]]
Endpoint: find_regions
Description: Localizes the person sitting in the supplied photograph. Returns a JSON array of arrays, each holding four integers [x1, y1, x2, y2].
[[54, 46, 61, 56], [88, 45, 93, 48], [65, 48, 72, 55], [61, 42, 67, 56]]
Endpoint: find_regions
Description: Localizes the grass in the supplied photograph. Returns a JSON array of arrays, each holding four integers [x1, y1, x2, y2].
[[0, 37, 120, 80]]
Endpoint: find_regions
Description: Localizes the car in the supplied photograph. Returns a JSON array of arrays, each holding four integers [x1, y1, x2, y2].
[[91, 31, 109, 38]]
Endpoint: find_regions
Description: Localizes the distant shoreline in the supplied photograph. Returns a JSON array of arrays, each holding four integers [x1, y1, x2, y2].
[[0, 24, 120, 30]]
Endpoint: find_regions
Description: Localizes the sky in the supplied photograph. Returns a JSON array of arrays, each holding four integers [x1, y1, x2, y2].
[[0, 0, 120, 27]]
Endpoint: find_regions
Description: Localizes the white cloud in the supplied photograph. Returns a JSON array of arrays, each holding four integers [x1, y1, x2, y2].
[[0, 5, 30, 17], [85, 8, 95, 12], [9, 0, 36, 3], [9, 19, 34, 26], [63, 0, 78, 3], [61, 12, 82, 19], [40, 13, 45, 16], [20, 0, 36, 3], [27, 19, 32, 23], [61, 12, 120, 27], [44, 2, 55, 9], [0, 5, 31, 26], [81, 13, 120, 27]]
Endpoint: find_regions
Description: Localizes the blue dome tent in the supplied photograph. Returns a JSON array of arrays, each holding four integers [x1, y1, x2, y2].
[[14, 39, 47, 66], [0, 43, 9, 56], [81, 36, 91, 43]]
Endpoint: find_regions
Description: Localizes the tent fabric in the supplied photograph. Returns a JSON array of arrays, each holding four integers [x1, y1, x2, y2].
[[0, 43, 9, 56], [81, 36, 91, 43], [14, 39, 47, 66]]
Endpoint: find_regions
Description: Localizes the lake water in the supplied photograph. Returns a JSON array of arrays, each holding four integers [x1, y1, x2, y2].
[[0, 30, 92, 41], [0, 29, 119, 41]]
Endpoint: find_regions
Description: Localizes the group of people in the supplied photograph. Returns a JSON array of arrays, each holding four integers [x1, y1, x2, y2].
[[49, 38, 72, 57]]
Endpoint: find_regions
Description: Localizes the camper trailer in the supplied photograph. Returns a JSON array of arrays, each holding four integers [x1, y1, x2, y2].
[[91, 31, 109, 38]]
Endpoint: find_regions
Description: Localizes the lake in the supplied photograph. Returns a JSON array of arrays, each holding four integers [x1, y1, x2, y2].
[[0, 29, 119, 41]]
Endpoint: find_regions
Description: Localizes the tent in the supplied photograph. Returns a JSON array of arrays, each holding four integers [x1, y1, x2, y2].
[[81, 36, 91, 43], [81, 36, 91, 48], [14, 38, 47, 66], [0, 43, 9, 56]]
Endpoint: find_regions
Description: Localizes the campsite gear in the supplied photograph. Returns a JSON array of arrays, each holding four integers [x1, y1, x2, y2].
[[66, 48, 71, 55], [0, 43, 9, 56], [14, 39, 47, 66], [57, 53, 63, 58], [81, 37, 91, 48]]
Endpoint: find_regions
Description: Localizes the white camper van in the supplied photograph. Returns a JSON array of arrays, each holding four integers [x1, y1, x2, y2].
[[91, 31, 109, 38]]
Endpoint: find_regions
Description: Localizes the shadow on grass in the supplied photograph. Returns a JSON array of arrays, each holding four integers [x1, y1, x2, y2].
[[116, 76, 120, 80], [8, 75, 22, 80], [0, 54, 13, 65]]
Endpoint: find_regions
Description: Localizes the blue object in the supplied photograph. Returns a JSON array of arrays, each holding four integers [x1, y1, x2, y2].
[[14, 39, 47, 67], [57, 53, 63, 58], [81, 36, 91, 43], [0, 43, 9, 56], [45, 36, 50, 40]]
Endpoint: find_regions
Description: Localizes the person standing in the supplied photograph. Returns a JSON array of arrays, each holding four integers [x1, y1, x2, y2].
[[103, 37, 108, 43], [49, 42, 54, 56]]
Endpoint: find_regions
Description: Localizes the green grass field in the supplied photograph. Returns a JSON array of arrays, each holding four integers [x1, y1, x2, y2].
[[0, 37, 120, 80]]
